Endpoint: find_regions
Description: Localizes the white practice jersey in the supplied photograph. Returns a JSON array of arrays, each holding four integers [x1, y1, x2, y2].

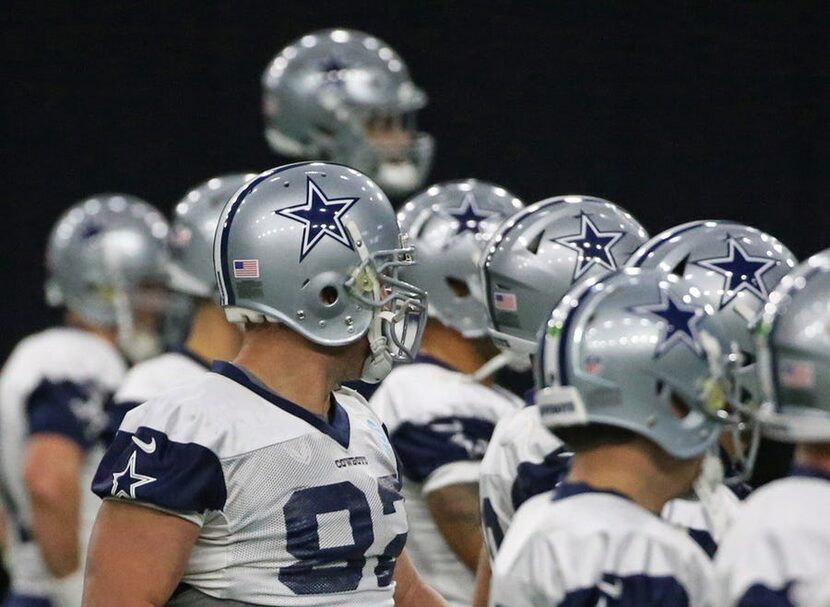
[[370, 357, 521, 607], [0, 327, 126, 604], [480, 405, 741, 562], [103, 347, 211, 444], [716, 468, 830, 607], [490, 484, 719, 607], [94, 361, 407, 607]]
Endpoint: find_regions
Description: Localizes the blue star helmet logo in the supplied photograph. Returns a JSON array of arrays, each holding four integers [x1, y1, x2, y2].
[[319, 55, 349, 85], [696, 237, 777, 309], [552, 214, 624, 280], [80, 221, 103, 240], [444, 192, 497, 236], [276, 177, 360, 262], [630, 292, 704, 358]]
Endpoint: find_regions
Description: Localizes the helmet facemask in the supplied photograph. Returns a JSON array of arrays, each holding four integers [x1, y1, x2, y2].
[[112, 280, 169, 363], [344, 222, 427, 382], [361, 110, 434, 197], [699, 331, 761, 483]]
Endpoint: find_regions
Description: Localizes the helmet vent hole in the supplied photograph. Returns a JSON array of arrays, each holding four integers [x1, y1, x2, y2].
[[320, 286, 339, 306], [671, 254, 690, 277], [446, 277, 470, 298], [669, 392, 691, 420], [526, 231, 544, 255], [283, 182, 290, 188], [301, 279, 310, 288]]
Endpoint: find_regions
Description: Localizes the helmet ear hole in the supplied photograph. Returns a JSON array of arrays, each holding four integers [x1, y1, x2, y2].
[[320, 285, 339, 306], [446, 277, 470, 298]]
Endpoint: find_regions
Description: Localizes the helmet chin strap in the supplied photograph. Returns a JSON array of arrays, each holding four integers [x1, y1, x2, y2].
[[692, 450, 736, 543], [361, 311, 394, 383], [470, 351, 515, 383]]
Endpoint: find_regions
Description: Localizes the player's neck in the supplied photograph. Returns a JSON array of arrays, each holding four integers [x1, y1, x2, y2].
[[418, 320, 498, 384], [185, 301, 242, 364], [232, 324, 352, 419], [567, 439, 700, 515], [64, 311, 118, 346], [794, 443, 830, 473]]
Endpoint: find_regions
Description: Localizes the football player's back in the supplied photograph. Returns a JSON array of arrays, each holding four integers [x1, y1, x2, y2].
[[371, 180, 523, 606], [495, 487, 717, 606], [490, 270, 737, 607], [104, 174, 252, 441], [373, 358, 520, 604], [0, 195, 169, 605], [716, 251, 830, 606]]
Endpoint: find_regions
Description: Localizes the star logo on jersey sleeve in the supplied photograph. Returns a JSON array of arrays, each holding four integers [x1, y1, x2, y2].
[[111, 450, 156, 499], [444, 192, 496, 235], [696, 237, 777, 309], [552, 214, 624, 280], [276, 177, 359, 262], [630, 293, 704, 358]]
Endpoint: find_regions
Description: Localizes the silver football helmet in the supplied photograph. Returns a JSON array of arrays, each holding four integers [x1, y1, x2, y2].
[[397, 180, 523, 338], [755, 250, 830, 442], [169, 173, 257, 298], [45, 194, 170, 361], [537, 269, 734, 460], [262, 29, 433, 197], [479, 195, 649, 364], [214, 161, 427, 383], [626, 220, 797, 475]]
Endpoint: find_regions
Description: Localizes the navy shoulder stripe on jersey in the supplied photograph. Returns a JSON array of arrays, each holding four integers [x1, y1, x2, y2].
[[92, 426, 227, 513], [391, 416, 495, 482], [26, 378, 106, 451]]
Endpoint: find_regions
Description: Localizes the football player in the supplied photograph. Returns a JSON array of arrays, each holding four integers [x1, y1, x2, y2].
[[716, 251, 830, 605], [369, 180, 524, 606], [626, 220, 797, 504], [104, 174, 255, 439], [0, 195, 169, 605], [490, 269, 735, 606], [472, 195, 650, 604], [83, 162, 445, 606], [262, 29, 433, 199]]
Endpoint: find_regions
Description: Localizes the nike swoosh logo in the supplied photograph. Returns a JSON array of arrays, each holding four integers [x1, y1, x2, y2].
[[132, 436, 157, 454]]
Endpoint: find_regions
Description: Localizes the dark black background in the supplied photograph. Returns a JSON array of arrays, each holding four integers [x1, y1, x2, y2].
[[3, 2, 828, 480]]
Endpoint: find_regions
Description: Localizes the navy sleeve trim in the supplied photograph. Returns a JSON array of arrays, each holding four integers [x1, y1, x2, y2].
[[390, 416, 495, 482], [560, 573, 690, 607], [510, 446, 571, 510], [26, 379, 106, 450], [737, 582, 795, 607], [92, 426, 227, 513]]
